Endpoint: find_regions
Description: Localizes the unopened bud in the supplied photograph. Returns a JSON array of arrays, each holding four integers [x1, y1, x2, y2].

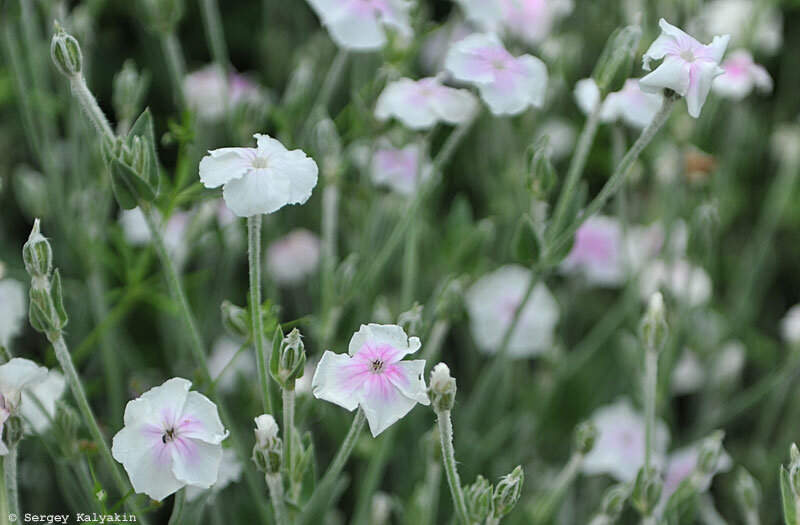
[[492, 465, 524, 518], [696, 430, 725, 476], [592, 22, 642, 97], [50, 22, 82, 76], [270, 327, 307, 389], [464, 475, 494, 522], [23, 219, 53, 278], [221, 300, 250, 339], [734, 467, 760, 513], [428, 362, 456, 412], [574, 420, 598, 455], [631, 467, 663, 516], [600, 483, 629, 519], [113, 60, 150, 123], [252, 414, 282, 474], [640, 292, 668, 353]]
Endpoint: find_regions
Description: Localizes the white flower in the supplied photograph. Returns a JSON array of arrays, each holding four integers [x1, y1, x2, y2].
[[185, 448, 242, 502], [265, 229, 321, 286], [659, 443, 732, 512], [254, 414, 279, 449], [111, 377, 229, 501], [21, 370, 66, 434], [710, 340, 745, 386], [207, 337, 255, 393], [575, 78, 664, 129], [670, 349, 704, 395], [581, 398, 670, 482], [453, 0, 572, 45], [183, 65, 265, 122], [535, 118, 576, 161], [0, 358, 48, 455], [465, 265, 560, 358], [370, 141, 433, 196], [640, 19, 730, 118], [199, 134, 319, 217], [374, 77, 478, 130], [561, 216, 626, 287], [694, 0, 782, 55], [639, 259, 712, 307], [305, 0, 413, 51], [0, 279, 26, 348], [118, 208, 190, 266], [311, 324, 429, 437], [712, 50, 772, 100], [781, 305, 800, 345], [445, 33, 548, 116]]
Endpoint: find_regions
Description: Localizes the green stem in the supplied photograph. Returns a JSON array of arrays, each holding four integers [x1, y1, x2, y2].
[[87, 270, 124, 423], [643, 350, 658, 471], [68, 74, 115, 139], [320, 177, 340, 347], [266, 473, 288, 525], [546, 93, 678, 262], [529, 451, 583, 523], [437, 409, 469, 525], [549, 99, 604, 238], [51, 335, 147, 523], [3, 446, 17, 520], [158, 31, 187, 109], [167, 489, 186, 525], [420, 460, 443, 525], [282, 387, 296, 488], [0, 457, 10, 525], [199, 0, 230, 76], [248, 215, 274, 414]]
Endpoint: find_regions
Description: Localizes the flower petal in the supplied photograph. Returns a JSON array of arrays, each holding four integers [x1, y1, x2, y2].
[[112, 423, 183, 501], [685, 60, 724, 118], [199, 148, 254, 188], [0, 279, 26, 347], [136, 377, 192, 427], [375, 79, 439, 130], [639, 55, 691, 96], [254, 134, 288, 157], [21, 370, 66, 434], [445, 33, 505, 84], [222, 170, 292, 217], [311, 351, 363, 411], [358, 373, 418, 437], [176, 392, 228, 444], [384, 359, 429, 405], [347, 324, 421, 360], [430, 85, 478, 125], [268, 150, 319, 206], [0, 358, 47, 398], [170, 436, 224, 489]]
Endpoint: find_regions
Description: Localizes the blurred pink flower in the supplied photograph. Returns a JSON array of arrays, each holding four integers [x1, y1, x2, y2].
[[375, 77, 478, 130], [658, 443, 731, 512], [112, 378, 229, 501], [311, 324, 429, 436], [712, 50, 772, 100], [183, 65, 263, 122], [445, 33, 548, 116], [305, 0, 412, 51], [640, 19, 730, 118], [266, 229, 321, 286], [453, 0, 572, 45], [371, 142, 432, 196], [562, 216, 626, 287]]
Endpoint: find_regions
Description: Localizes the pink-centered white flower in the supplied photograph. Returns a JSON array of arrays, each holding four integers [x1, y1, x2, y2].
[[581, 398, 670, 482], [0, 358, 48, 455], [371, 141, 433, 196], [311, 324, 429, 437], [111, 377, 229, 501], [712, 50, 772, 100], [562, 216, 626, 287], [445, 33, 548, 116], [199, 134, 319, 217], [0, 278, 26, 348], [266, 229, 321, 286], [374, 77, 478, 130], [465, 265, 559, 358], [305, 0, 412, 51], [574, 78, 663, 129], [639, 19, 730, 118]]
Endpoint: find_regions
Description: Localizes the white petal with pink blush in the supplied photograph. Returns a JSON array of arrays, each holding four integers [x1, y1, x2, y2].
[[561, 215, 626, 287], [712, 49, 772, 100], [370, 141, 433, 196], [465, 265, 559, 358], [639, 19, 730, 118], [305, 0, 413, 51], [445, 33, 548, 116], [265, 229, 321, 286], [199, 134, 318, 217], [374, 77, 478, 130], [311, 324, 429, 437], [111, 377, 229, 501]]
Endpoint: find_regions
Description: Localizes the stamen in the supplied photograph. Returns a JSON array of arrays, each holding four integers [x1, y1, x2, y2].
[[253, 157, 269, 169]]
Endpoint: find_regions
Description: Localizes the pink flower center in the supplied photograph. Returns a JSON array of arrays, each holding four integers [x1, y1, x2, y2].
[[370, 359, 385, 373]]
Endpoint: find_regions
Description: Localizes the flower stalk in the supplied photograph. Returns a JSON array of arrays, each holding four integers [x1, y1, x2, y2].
[[248, 214, 274, 414]]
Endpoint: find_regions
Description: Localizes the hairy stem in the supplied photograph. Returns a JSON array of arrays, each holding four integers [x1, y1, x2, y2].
[[3, 447, 17, 520], [282, 388, 296, 488], [266, 473, 288, 525], [437, 409, 469, 525], [68, 74, 114, 138], [248, 215, 274, 414], [643, 349, 658, 471], [0, 457, 10, 525]]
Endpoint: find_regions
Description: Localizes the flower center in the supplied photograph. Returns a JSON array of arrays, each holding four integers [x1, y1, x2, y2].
[[162, 427, 177, 444], [492, 59, 507, 71], [680, 49, 696, 62], [253, 157, 269, 169], [370, 359, 385, 373]]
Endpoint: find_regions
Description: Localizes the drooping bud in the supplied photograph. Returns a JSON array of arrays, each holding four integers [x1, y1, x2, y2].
[[639, 292, 668, 353], [270, 327, 307, 390], [428, 362, 456, 413], [492, 465, 524, 518], [600, 483, 630, 520], [23, 219, 52, 278], [464, 475, 494, 523], [631, 467, 663, 516], [573, 420, 598, 455], [252, 414, 282, 474], [220, 300, 250, 339], [50, 21, 83, 76], [592, 22, 643, 97]]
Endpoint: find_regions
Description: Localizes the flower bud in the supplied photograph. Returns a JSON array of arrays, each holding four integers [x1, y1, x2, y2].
[[734, 467, 760, 514], [220, 300, 250, 339], [528, 136, 557, 198], [141, 0, 185, 33], [398, 303, 424, 336], [492, 465, 524, 518], [428, 362, 456, 413], [639, 292, 668, 353], [23, 219, 52, 278], [252, 414, 282, 474], [270, 327, 307, 390], [50, 22, 82, 76], [113, 60, 150, 123], [696, 430, 725, 476], [631, 467, 663, 516], [600, 483, 630, 519], [592, 22, 643, 97], [573, 420, 598, 455], [55, 400, 81, 456], [464, 475, 494, 523]]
